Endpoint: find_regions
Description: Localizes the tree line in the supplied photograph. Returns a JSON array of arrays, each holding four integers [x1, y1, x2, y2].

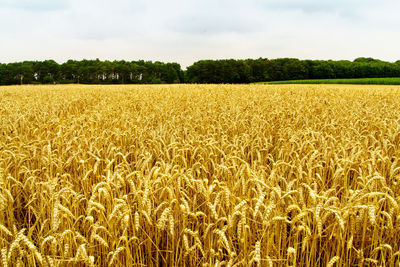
[[0, 59, 184, 85], [186, 57, 400, 83], [1, 57, 400, 85]]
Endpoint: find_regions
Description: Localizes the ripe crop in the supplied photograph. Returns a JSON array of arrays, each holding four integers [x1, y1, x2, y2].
[[1, 84, 400, 266]]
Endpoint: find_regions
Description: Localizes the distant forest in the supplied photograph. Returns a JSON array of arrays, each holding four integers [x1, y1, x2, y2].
[[1, 57, 400, 85]]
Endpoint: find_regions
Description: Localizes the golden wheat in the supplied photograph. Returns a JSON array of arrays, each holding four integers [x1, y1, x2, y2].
[[0, 84, 400, 265]]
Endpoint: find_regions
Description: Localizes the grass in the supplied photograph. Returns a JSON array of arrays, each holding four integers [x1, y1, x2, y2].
[[1, 84, 400, 266], [256, 77, 400, 85]]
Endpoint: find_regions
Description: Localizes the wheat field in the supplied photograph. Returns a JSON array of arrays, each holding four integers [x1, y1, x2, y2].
[[1, 84, 400, 266]]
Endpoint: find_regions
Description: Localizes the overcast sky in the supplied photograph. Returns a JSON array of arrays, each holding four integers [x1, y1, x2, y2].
[[1, 0, 400, 68]]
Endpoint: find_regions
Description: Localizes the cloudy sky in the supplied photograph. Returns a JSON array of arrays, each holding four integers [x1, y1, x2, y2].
[[1, 0, 400, 68]]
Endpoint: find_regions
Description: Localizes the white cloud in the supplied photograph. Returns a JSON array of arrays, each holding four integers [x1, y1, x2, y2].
[[0, 0, 400, 68]]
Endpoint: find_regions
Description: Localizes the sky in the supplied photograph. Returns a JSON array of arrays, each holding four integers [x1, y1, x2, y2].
[[1, 0, 400, 68]]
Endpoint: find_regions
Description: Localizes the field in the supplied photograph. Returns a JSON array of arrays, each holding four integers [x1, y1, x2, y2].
[[257, 77, 400, 85], [1, 84, 400, 266]]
